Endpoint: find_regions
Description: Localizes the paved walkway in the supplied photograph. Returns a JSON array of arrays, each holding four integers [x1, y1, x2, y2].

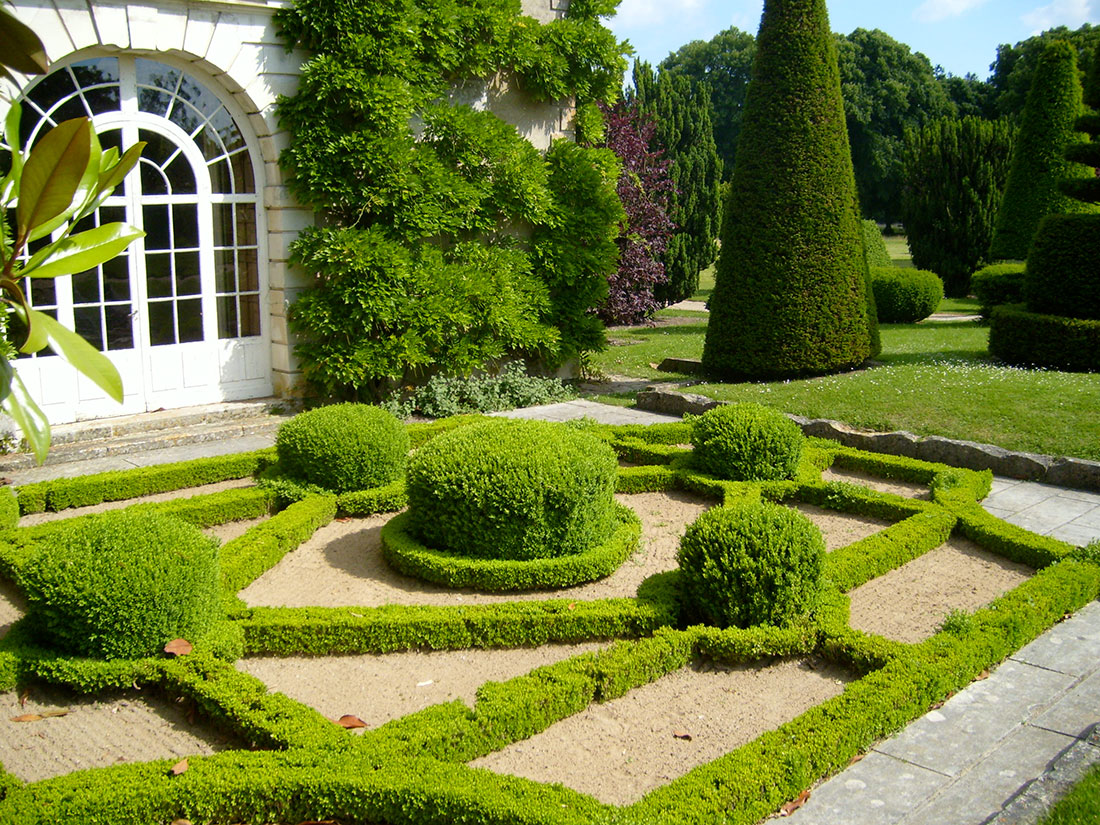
[[5, 398, 1100, 823]]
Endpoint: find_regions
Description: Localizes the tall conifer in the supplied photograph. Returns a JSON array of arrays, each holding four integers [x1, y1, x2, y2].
[[633, 62, 723, 304], [990, 40, 1095, 261], [702, 0, 875, 379]]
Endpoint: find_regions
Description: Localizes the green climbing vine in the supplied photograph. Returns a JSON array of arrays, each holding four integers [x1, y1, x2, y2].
[[275, 0, 627, 400]]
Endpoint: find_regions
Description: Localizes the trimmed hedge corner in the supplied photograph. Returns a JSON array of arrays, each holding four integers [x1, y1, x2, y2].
[[989, 304, 1100, 372]]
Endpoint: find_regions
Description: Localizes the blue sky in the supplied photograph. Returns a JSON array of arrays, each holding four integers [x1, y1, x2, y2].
[[605, 0, 1099, 79]]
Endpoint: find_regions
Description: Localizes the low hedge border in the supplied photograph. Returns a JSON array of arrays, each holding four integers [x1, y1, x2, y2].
[[235, 591, 678, 656], [14, 449, 276, 515], [380, 504, 641, 591], [257, 467, 408, 516], [2, 427, 1099, 825]]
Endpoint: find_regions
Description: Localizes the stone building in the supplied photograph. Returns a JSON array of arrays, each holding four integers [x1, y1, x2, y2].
[[2, 0, 574, 424]]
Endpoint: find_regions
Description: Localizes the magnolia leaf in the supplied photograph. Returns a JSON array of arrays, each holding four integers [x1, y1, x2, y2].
[[23, 309, 123, 402], [22, 222, 144, 279], [0, 7, 49, 75], [169, 758, 188, 776], [4, 104, 23, 190], [779, 789, 811, 816], [1, 371, 49, 464], [17, 118, 91, 239], [98, 142, 145, 194], [12, 302, 48, 354], [0, 358, 12, 404], [332, 714, 368, 729]]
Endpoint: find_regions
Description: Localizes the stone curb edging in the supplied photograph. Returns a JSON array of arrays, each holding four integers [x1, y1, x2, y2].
[[635, 385, 1100, 492]]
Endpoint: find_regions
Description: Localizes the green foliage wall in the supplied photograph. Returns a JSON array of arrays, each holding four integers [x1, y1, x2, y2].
[[275, 0, 627, 397], [902, 117, 1016, 296], [702, 0, 876, 380], [990, 40, 1097, 261], [632, 62, 723, 304]]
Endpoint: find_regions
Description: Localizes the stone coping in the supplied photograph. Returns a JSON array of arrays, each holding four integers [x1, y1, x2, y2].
[[636, 386, 1100, 492]]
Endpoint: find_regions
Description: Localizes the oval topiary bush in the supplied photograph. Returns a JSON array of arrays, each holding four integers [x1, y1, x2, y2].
[[691, 403, 804, 481], [20, 510, 221, 660], [869, 266, 944, 323], [677, 501, 825, 629], [276, 403, 409, 493], [972, 262, 1026, 319], [405, 419, 618, 561]]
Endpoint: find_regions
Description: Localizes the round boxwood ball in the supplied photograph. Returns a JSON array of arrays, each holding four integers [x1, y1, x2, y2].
[[276, 403, 409, 493], [677, 502, 824, 629], [869, 266, 944, 323], [21, 510, 221, 660], [691, 403, 804, 481], [406, 419, 618, 561]]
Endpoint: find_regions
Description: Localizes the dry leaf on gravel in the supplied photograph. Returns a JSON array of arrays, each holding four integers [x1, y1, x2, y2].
[[10, 710, 68, 722], [169, 758, 188, 776], [164, 638, 193, 657], [332, 715, 367, 729], [672, 731, 692, 741], [779, 789, 810, 816]]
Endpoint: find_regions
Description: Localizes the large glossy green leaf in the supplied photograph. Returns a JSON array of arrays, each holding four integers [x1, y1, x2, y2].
[[16, 117, 91, 239], [11, 301, 48, 354], [3, 104, 23, 194], [0, 7, 49, 76], [2, 371, 49, 464], [26, 308, 123, 402], [22, 222, 144, 279], [0, 358, 13, 404], [98, 142, 144, 193]]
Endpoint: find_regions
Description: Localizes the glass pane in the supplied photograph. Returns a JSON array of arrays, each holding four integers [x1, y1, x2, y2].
[[176, 75, 220, 120], [148, 300, 175, 346], [217, 295, 238, 339], [165, 154, 196, 194], [71, 58, 119, 86], [140, 159, 168, 195], [172, 204, 199, 249], [29, 277, 55, 307], [212, 204, 233, 247], [177, 298, 203, 343], [140, 129, 175, 165], [72, 270, 101, 303], [145, 252, 172, 298], [135, 59, 178, 92], [239, 248, 259, 291], [73, 306, 104, 351], [240, 293, 260, 337], [82, 85, 120, 114], [137, 88, 171, 117], [71, 213, 96, 235], [168, 98, 202, 136], [50, 96, 88, 125], [102, 256, 130, 301], [214, 249, 235, 292], [228, 149, 254, 193], [208, 158, 231, 194], [143, 204, 171, 250], [26, 70, 77, 116], [104, 304, 134, 350], [175, 251, 201, 295], [235, 204, 257, 247], [209, 108, 245, 154], [99, 130, 123, 155], [100, 204, 126, 224], [195, 124, 225, 163]]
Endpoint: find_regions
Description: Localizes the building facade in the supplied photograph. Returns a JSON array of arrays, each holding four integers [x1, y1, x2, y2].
[[3, 0, 573, 424]]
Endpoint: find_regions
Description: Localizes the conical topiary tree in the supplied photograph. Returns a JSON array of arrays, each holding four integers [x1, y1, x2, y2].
[[702, 0, 876, 379], [989, 40, 1095, 261]]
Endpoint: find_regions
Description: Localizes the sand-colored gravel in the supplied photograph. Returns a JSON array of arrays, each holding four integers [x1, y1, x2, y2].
[[848, 536, 1034, 643], [789, 502, 895, 552]]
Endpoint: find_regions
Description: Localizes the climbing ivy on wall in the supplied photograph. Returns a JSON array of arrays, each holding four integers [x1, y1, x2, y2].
[[275, 0, 628, 399]]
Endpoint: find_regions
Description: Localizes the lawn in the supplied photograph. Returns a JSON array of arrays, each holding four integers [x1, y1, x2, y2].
[[590, 317, 1100, 461], [1038, 764, 1100, 825]]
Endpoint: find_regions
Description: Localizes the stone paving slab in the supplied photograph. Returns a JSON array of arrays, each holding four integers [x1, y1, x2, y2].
[[1031, 669, 1100, 739], [1012, 601, 1100, 677], [491, 398, 680, 426], [985, 478, 1100, 547]]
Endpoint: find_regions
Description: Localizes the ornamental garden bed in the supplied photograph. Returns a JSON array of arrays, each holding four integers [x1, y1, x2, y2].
[[0, 414, 1095, 824]]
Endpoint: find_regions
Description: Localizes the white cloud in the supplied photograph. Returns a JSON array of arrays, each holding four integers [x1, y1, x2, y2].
[[912, 0, 989, 23], [613, 0, 704, 28], [1021, 0, 1096, 33]]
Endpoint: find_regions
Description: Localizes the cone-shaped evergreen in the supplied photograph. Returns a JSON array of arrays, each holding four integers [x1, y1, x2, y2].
[[1059, 43, 1100, 205], [990, 40, 1095, 261], [633, 62, 723, 304], [702, 0, 875, 379]]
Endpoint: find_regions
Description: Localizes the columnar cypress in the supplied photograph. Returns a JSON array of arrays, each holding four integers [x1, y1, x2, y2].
[[901, 117, 1016, 297], [701, 0, 875, 379], [633, 62, 723, 304], [989, 40, 1095, 261]]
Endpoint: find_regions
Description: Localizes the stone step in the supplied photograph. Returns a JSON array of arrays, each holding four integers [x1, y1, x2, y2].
[[0, 399, 295, 473]]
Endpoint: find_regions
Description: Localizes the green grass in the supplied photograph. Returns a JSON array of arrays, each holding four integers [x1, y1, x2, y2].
[[938, 296, 981, 313], [590, 319, 1100, 460], [1037, 764, 1100, 825], [883, 234, 913, 268], [690, 264, 715, 302]]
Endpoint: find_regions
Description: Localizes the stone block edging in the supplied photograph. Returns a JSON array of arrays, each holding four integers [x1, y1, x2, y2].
[[635, 386, 1100, 492]]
